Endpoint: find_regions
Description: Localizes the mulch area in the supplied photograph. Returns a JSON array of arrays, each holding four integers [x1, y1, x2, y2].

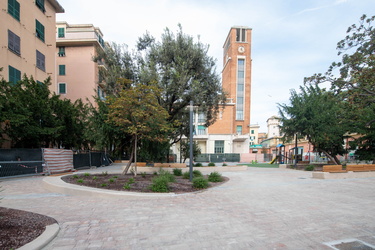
[[61, 172, 228, 193], [0, 207, 57, 249]]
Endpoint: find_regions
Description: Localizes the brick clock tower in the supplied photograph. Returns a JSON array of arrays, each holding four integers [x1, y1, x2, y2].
[[207, 26, 252, 154]]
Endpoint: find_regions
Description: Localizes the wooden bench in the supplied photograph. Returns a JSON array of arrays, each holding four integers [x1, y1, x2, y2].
[[322, 165, 347, 173], [153, 163, 187, 168], [347, 164, 375, 172]]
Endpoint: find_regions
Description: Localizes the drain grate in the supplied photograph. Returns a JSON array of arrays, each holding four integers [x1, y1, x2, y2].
[[324, 239, 375, 250]]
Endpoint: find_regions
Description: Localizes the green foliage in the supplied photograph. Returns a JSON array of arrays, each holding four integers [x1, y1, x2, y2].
[[158, 169, 175, 182], [72, 175, 79, 179], [84, 173, 90, 176], [305, 15, 375, 162], [101, 171, 108, 176], [208, 172, 223, 182], [305, 165, 315, 171], [251, 160, 258, 164], [208, 162, 215, 166], [108, 178, 115, 183], [192, 170, 203, 177], [100, 183, 108, 187], [77, 179, 84, 183], [128, 178, 135, 184], [194, 162, 203, 167], [141, 172, 147, 178], [173, 168, 182, 176], [182, 171, 190, 179], [150, 175, 170, 192], [113, 176, 118, 179], [222, 163, 228, 166], [92, 176, 97, 180], [192, 177, 209, 189], [180, 141, 202, 163], [123, 183, 131, 190], [0, 76, 89, 148], [278, 84, 347, 164]]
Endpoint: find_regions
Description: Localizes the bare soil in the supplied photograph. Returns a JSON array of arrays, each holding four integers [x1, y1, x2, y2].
[[61, 172, 228, 193], [0, 207, 57, 249]]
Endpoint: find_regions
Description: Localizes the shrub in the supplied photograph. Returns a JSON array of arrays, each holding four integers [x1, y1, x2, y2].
[[173, 168, 182, 176], [108, 178, 115, 183], [208, 172, 223, 182], [84, 173, 90, 177], [192, 177, 209, 189], [305, 165, 315, 171], [101, 171, 108, 176], [150, 175, 170, 192], [222, 163, 228, 166], [158, 169, 175, 182], [72, 175, 79, 179], [193, 170, 203, 177], [194, 162, 203, 167], [77, 179, 84, 183], [208, 162, 215, 166], [128, 178, 135, 184], [182, 171, 190, 179], [100, 183, 108, 187], [113, 175, 118, 179], [92, 176, 97, 180], [123, 183, 131, 190], [141, 172, 147, 178]]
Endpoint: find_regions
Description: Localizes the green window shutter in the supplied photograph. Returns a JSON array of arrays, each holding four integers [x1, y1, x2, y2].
[[35, 20, 45, 42], [59, 65, 65, 75], [58, 27, 65, 38], [58, 46, 65, 56], [8, 65, 21, 84], [59, 83, 66, 94], [36, 0, 45, 12], [8, 0, 20, 21]]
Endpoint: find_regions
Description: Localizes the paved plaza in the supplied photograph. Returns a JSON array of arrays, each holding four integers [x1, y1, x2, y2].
[[1, 164, 375, 249]]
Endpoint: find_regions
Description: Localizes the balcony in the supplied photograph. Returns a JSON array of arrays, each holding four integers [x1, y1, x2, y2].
[[233, 133, 248, 142]]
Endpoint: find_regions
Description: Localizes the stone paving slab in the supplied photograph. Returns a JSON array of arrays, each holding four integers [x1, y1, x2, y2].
[[1, 165, 374, 249]]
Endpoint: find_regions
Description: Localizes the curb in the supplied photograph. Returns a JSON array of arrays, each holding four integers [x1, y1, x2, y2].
[[18, 223, 59, 250]]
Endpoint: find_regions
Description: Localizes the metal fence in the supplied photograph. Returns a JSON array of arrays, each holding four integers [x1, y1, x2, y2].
[[195, 153, 241, 163], [73, 151, 112, 169], [0, 161, 44, 177]]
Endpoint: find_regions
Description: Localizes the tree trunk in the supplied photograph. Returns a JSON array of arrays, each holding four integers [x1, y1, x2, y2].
[[122, 142, 134, 175], [320, 149, 341, 165]]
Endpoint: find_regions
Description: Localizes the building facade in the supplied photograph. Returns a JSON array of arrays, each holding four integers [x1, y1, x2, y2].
[[0, 0, 64, 85], [55, 22, 106, 105], [172, 26, 252, 160]]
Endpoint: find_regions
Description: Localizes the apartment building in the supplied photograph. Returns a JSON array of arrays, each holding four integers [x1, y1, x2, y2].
[[0, 0, 64, 84], [55, 22, 106, 105]]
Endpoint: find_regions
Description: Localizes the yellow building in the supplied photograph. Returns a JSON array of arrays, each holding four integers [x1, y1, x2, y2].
[[55, 22, 106, 105], [0, 0, 64, 84]]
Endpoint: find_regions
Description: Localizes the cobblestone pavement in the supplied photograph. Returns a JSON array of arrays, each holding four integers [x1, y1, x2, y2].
[[1, 165, 375, 249]]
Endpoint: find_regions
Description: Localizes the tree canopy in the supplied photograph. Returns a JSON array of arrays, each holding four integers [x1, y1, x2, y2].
[[278, 84, 348, 164], [305, 14, 375, 162]]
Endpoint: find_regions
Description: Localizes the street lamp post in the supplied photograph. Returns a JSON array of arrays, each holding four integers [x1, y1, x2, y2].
[[189, 100, 194, 181]]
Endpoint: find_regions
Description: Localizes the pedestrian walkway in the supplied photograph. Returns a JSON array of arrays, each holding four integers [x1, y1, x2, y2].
[[1, 165, 375, 249]]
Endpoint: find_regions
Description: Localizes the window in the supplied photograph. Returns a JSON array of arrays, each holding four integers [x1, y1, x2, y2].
[[58, 83, 66, 94], [58, 27, 65, 38], [251, 130, 254, 134], [197, 125, 206, 135], [35, 0, 45, 12], [35, 20, 45, 42], [214, 140, 224, 154], [8, 0, 20, 21], [58, 47, 65, 57], [97, 86, 105, 100], [236, 59, 245, 120], [59, 65, 65, 75], [236, 125, 242, 135], [8, 65, 21, 84], [198, 113, 206, 123], [8, 30, 20, 55], [36, 50, 45, 71], [236, 28, 246, 42]]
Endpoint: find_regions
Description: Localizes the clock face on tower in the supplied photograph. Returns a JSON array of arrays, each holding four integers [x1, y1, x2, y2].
[[238, 46, 245, 53]]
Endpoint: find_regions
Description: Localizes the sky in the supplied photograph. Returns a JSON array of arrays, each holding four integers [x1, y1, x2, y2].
[[57, 0, 375, 132]]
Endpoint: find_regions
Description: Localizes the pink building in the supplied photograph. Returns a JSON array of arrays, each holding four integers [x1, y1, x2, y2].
[[55, 22, 106, 105]]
